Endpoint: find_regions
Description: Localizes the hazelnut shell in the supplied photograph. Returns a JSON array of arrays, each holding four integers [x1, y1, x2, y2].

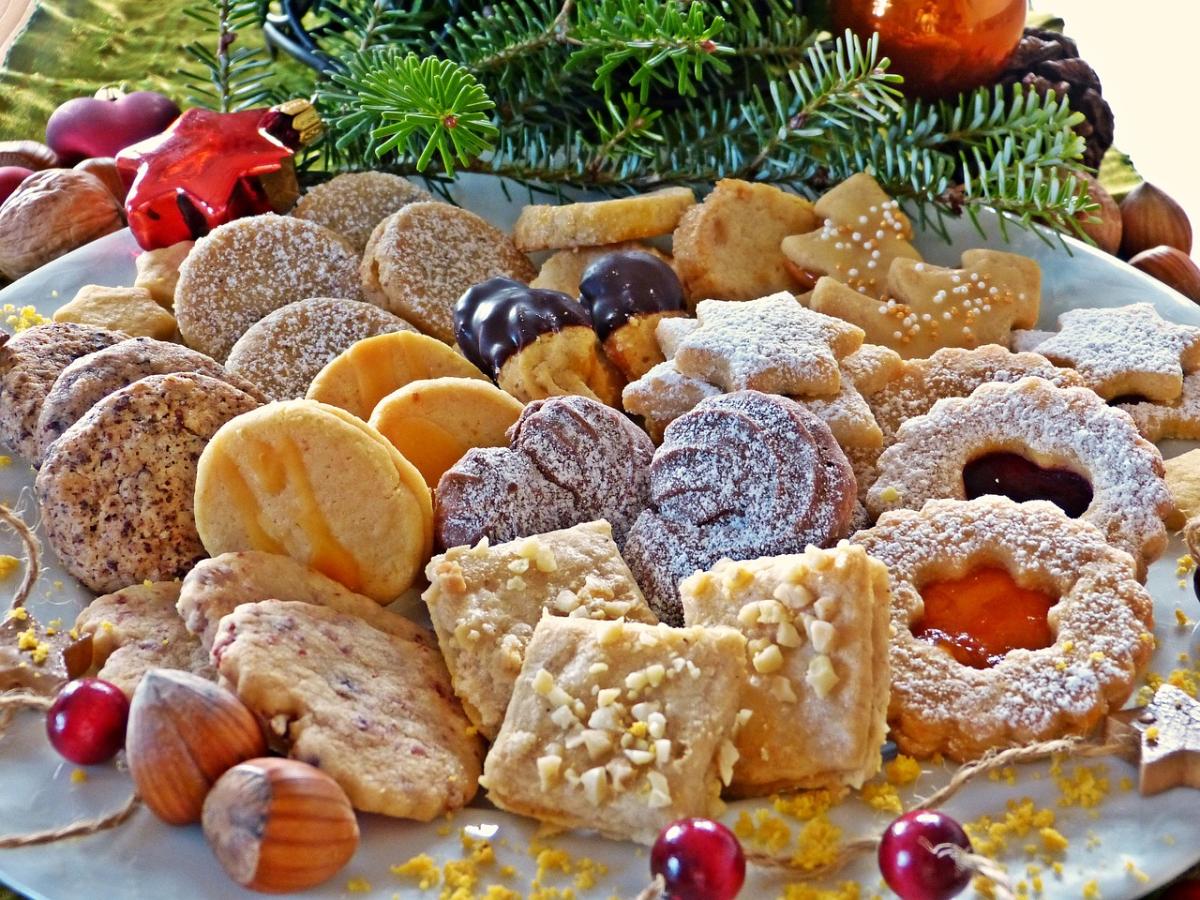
[[1129, 245, 1200, 303], [1120, 182, 1193, 258], [0, 140, 59, 171]]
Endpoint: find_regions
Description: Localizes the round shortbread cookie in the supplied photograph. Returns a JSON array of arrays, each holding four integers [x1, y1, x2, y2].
[[36, 336, 265, 461], [35, 372, 261, 593], [369, 377, 524, 489], [225, 297, 416, 401], [194, 399, 433, 603], [360, 202, 535, 343], [174, 215, 362, 362], [291, 172, 434, 252], [307, 331, 487, 420], [0, 323, 126, 464]]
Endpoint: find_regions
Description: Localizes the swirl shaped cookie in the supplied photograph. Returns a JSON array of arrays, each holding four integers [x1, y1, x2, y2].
[[851, 496, 1155, 761], [624, 390, 857, 624], [866, 376, 1172, 575]]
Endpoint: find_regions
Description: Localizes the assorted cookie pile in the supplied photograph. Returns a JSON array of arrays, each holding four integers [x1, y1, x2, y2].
[[1, 167, 1196, 895]]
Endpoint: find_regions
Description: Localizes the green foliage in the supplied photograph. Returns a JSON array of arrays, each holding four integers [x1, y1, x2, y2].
[[181, 0, 277, 111]]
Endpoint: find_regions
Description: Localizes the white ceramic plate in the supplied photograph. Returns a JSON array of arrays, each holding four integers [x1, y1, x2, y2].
[[1, 176, 1199, 900]]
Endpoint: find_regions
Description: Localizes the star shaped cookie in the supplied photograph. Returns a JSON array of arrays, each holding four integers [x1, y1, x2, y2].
[[673, 292, 863, 395], [1032, 303, 1200, 402], [808, 248, 1041, 359], [1119, 371, 1200, 442], [1106, 684, 1200, 796], [780, 172, 922, 299]]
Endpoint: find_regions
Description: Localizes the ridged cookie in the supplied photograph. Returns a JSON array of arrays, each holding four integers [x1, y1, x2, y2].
[[35, 372, 261, 593], [291, 172, 434, 252]]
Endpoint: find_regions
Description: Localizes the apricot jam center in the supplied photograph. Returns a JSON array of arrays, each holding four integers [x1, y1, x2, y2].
[[913, 567, 1057, 669], [961, 451, 1093, 518]]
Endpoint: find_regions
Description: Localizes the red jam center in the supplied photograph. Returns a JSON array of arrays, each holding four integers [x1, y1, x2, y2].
[[913, 567, 1057, 669], [961, 451, 1093, 518]]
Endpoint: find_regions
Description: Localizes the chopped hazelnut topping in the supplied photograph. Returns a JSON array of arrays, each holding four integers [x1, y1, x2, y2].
[[806, 654, 839, 697], [538, 754, 563, 789], [753, 644, 784, 674]]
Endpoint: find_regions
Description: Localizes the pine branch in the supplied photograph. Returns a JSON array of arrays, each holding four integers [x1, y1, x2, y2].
[[182, 0, 277, 112]]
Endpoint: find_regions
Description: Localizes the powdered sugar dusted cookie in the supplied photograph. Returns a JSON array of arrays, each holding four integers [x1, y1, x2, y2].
[[1119, 371, 1200, 442], [36, 372, 261, 593], [291, 172, 434, 251], [1028, 303, 1200, 401], [422, 520, 656, 739], [513, 187, 696, 252], [212, 599, 483, 820], [225, 297, 416, 401], [622, 359, 722, 442], [74, 581, 213, 698], [175, 215, 362, 362]]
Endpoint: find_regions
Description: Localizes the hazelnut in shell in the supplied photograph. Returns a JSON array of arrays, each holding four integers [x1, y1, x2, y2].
[[1129, 245, 1200, 303], [1073, 172, 1122, 256], [74, 157, 129, 204], [126, 669, 266, 825], [1120, 181, 1193, 258], [0, 140, 58, 171], [202, 757, 359, 893]]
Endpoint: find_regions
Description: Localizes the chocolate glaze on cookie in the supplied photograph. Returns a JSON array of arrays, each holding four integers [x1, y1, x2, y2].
[[454, 277, 592, 378], [578, 250, 685, 341]]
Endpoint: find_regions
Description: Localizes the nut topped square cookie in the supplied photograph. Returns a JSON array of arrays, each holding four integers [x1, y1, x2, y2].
[[481, 616, 747, 843], [679, 543, 891, 796], [423, 520, 656, 739]]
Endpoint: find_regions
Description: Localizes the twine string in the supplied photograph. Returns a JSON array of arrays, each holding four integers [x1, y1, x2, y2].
[[0, 794, 140, 848], [0, 503, 41, 613]]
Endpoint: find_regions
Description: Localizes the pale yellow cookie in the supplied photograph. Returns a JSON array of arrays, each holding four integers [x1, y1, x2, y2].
[[1118, 371, 1200, 443], [134, 240, 194, 308], [481, 616, 747, 843], [680, 543, 891, 795], [422, 520, 657, 739], [513, 187, 696, 252], [531, 242, 672, 296], [1164, 449, 1200, 530], [307, 331, 487, 420], [194, 399, 433, 603], [497, 327, 625, 408], [291, 171, 434, 252], [369, 377, 524, 489], [53, 285, 177, 340], [673, 179, 818, 303]]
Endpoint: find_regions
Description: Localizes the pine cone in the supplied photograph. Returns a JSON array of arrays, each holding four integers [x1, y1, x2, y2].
[[994, 28, 1114, 168]]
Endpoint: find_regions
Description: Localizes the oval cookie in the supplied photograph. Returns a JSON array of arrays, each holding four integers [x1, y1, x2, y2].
[[35, 372, 262, 593], [194, 399, 433, 602], [307, 331, 487, 420], [369, 377, 524, 489], [291, 172, 434, 252], [225, 297, 416, 401], [175, 215, 362, 362], [513, 187, 696, 252]]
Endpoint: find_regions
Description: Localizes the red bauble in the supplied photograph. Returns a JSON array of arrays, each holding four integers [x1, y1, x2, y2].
[[0, 166, 34, 207], [115, 107, 296, 250], [650, 818, 746, 900], [878, 810, 973, 900], [46, 678, 130, 765], [833, 0, 1026, 98], [45, 91, 180, 166], [1163, 879, 1200, 900]]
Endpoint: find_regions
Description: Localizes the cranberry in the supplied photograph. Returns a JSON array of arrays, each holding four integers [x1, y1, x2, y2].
[[650, 817, 745, 900], [1163, 878, 1200, 900], [878, 810, 973, 900], [961, 452, 1093, 518], [46, 677, 129, 765], [0, 166, 33, 207]]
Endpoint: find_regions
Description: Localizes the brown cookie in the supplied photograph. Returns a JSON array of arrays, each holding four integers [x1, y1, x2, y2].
[[291, 172, 434, 252]]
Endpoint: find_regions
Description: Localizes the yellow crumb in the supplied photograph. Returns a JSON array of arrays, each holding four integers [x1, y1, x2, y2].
[[482, 887, 522, 900], [789, 814, 843, 872], [1119, 776, 1133, 792], [1146, 725, 1160, 743], [885, 754, 922, 786], [31, 640, 50, 664], [3, 304, 48, 331], [100, 620, 114, 633], [345, 876, 371, 893], [1123, 859, 1149, 884], [734, 808, 792, 854], [862, 781, 903, 814], [1177, 608, 1193, 627], [0, 555, 19, 579], [0, 456, 11, 469], [773, 787, 846, 820], [1177, 554, 1196, 576], [780, 883, 861, 900], [390, 854, 440, 889], [1081, 879, 1100, 899], [70, 768, 87, 784], [4, 606, 27, 622], [16, 627, 37, 651], [964, 798, 1056, 859], [1056, 765, 1109, 809], [1039, 827, 1068, 854], [879, 486, 901, 503]]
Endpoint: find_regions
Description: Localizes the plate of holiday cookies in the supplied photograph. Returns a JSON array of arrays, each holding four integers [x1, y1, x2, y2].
[[0, 171, 1199, 900]]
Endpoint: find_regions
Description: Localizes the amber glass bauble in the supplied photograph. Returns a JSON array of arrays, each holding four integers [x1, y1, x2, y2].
[[832, 0, 1026, 98]]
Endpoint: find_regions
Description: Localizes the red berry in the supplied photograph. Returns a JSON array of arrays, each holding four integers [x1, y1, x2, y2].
[[46, 678, 129, 765], [1164, 880, 1200, 900], [650, 817, 745, 900], [0, 166, 33, 207], [878, 810, 973, 900]]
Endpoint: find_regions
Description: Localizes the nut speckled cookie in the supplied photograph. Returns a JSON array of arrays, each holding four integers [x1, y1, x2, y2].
[[225, 297, 416, 401], [194, 399, 432, 602], [291, 172, 434, 252], [212, 599, 483, 820], [36, 337, 264, 461], [36, 372, 261, 593], [74, 581, 213, 698], [175, 215, 362, 362], [0, 322, 126, 463]]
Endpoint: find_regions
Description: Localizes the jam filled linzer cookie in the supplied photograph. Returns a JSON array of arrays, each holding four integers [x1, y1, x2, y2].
[[422, 520, 657, 739], [512, 187, 696, 252], [174, 215, 363, 362], [306, 330, 487, 421], [435, 395, 653, 550], [531, 242, 672, 297], [194, 399, 433, 603], [672, 178, 819, 302], [624, 391, 858, 624], [74, 581, 213, 698], [361, 202, 536, 344], [0, 322, 126, 463], [680, 543, 890, 796], [780, 172, 921, 298], [867, 376, 1172, 576], [35, 372, 261, 593], [368, 376, 525, 489], [851, 496, 1155, 761], [212, 599, 483, 820], [224, 297, 416, 401], [36, 336, 264, 462], [291, 171, 434, 252], [480, 616, 747, 843], [578, 249, 688, 381], [455, 276, 624, 406]]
